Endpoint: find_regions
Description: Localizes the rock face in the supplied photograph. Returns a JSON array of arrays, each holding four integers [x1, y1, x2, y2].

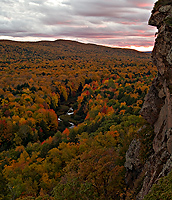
[[125, 139, 142, 188], [125, 1, 172, 199]]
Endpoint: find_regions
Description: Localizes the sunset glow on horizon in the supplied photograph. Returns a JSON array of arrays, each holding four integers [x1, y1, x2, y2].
[[0, 0, 157, 51]]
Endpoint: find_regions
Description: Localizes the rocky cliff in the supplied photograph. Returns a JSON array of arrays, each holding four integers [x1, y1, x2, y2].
[[125, 0, 172, 199]]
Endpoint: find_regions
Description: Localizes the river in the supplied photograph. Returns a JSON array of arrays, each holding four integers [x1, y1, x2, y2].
[[58, 107, 75, 129]]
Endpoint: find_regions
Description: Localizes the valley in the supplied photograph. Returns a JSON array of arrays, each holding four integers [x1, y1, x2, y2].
[[0, 40, 157, 199]]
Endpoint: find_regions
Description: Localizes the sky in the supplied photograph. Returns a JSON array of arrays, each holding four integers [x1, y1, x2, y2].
[[0, 0, 157, 51]]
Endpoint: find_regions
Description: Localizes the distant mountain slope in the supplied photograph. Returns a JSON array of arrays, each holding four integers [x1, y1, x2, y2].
[[0, 39, 150, 62]]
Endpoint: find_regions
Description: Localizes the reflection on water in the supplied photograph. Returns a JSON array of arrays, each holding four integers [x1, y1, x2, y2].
[[67, 107, 74, 115]]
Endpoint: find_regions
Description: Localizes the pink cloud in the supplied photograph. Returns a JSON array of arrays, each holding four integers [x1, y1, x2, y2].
[[137, 3, 153, 8]]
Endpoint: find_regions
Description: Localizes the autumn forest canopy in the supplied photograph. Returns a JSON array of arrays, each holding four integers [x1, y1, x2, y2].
[[0, 40, 157, 199]]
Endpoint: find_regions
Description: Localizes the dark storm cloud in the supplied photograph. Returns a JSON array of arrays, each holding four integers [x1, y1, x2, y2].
[[0, 0, 157, 50]]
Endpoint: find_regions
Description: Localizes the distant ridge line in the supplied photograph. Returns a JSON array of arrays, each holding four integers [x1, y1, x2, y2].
[[0, 39, 150, 53]]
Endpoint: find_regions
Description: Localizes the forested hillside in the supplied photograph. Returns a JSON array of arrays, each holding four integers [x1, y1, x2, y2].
[[0, 40, 157, 199]]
